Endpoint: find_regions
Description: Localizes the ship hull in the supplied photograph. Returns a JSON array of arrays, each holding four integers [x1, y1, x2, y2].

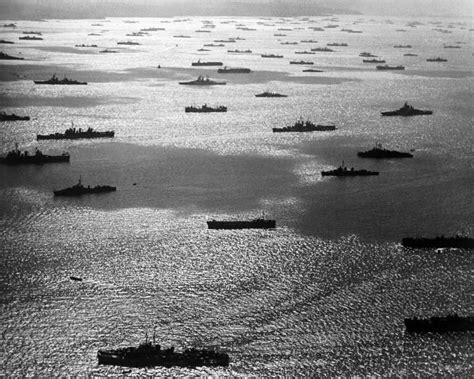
[[357, 150, 413, 158], [381, 110, 432, 116], [321, 170, 379, 177], [54, 186, 116, 197], [273, 125, 335, 132], [37, 132, 114, 140], [207, 220, 276, 229], [0, 155, 70, 165]]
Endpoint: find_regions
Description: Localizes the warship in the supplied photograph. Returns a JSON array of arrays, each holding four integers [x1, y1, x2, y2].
[[426, 57, 448, 62], [19, 35, 43, 40], [98, 340, 229, 368], [0, 51, 24, 60], [290, 60, 314, 65], [281, 42, 298, 45], [295, 51, 315, 55], [54, 178, 116, 197], [179, 75, 226, 86], [217, 67, 252, 73], [75, 44, 98, 48], [311, 47, 334, 52], [192, 60, 223, 66], [357, 144, 413, 158], [0, 147, 70, 165], [207, 217, 276, 229], [401, 236, 474, 249], [99, 49, 117, 53], [321, 163, 379, 177], [37, 125, 114, 140], [404, 314, 474, 333], [443, 45, 461, 49], [117, 41, 140, 45], [273, 118, 336, 132], [227, 49, 252, 53], [0, 112, 30, 121], [303, 69, 323, 72], [0, 40, 14, 44], [394, 44, 412, 48], [359, 52, 376, 57], [255, 91, 287, 98], [204, 43, 224, 47], [261, 54, 283, 58], [363, 58, 385, 63], [327, 43, 348, 46], [185, 104, 227, 113], [404, 53, 418, 56], [376, 65, 405, 70], [301, 39, 318, 43], [34, 74, 87, 85], [381, 102, 432, 116]]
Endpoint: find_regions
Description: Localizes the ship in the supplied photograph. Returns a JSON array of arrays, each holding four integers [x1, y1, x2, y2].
[[321, 162, 379, 177], [404, 53, 418, 56], [255, 91, 287, 98], [363, 58, 385, 63], [178, 75, 226, 86], [37, 125, 114, 140], [185, 104, 227, 113], [203, 44, 224, 47], [99, 49, 117, 53], [0, 51, 24, 60], [117, 41, 140, 45], [381, 102, 432, 116], [290, 60, 313, 65], [401, 236, 474, 249], [359, 52, 376, 57], [227, 49, 252, 53], [303, 69, 324, 72], [301, 39, 318, 43], [357, 144, 413, 158], [54, 178, 116, 197], [0, 112, 30, 121], [19, 35, 43, 40], [0, 147, 70, 165], [261, 54, 283, 58], [217, 66, 252, 73], [0, 39, 14, 44], [404, 314, 474, 333], [327, 43, 348, 46], [311, 47, 334, 52], [207, 217, 276, 229], [376, 65, 405, 70], [295, 51, 315, 55], [281, 42, 298, 45], [192, 60, 223, 67], [273, 118, 336, 132], [443, 45, 461, 49], [394, 44, 412, 48], [75, 44, 98, 48], [34, 74, 87, 85], [426, 57, 448, 62], [98, 341, 229, 368]]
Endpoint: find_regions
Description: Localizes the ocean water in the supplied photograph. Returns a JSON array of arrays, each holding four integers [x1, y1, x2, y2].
[[1, 15, 473, 376]]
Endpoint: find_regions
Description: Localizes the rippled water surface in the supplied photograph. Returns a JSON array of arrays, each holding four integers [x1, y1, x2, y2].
[[1, 14, 473, 377]]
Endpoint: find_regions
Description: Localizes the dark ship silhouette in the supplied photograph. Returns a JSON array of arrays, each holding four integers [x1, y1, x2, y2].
[[179, 76, 226, 86], [322, 162, 379, 177], [37, 125, 114, 140], [363, 58, 385, 63], [207, 217, 276, 229], [0, 112, 30, 121], [404, 314, 474, 333], [401, 236, 474, 249], [192, 60, 223, 66], [311, 47, 334, 52], [303, 69, 324, 72], [376, 65, 405, 70], [98, 341, 229, 368], [273, 118, 336, 132], [261, 54, 283, 58], [117, 41, 140, 45], [357, 143, 413, 158], [19, 35, 43, 40], [34, 74, 87, 85], [381, 102, 432, 116], [290, 60, 314, 65], [426, 57, 448, 62], [185, 104, 227, 113], [217, 66, 252, 73], [255, 91, 287, 98], [0, 51, 24, 60], [0, 146, 70, 165], [54, 178, 116, 197]]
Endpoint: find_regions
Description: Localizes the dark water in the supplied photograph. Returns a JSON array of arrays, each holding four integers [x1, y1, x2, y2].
[[1, 15, 473, 376]]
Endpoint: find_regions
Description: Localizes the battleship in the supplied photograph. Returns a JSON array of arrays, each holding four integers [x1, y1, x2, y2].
[[37, 125, 114, 140], [34, 74, 87, 85], [357, 144, 413, 158], [401, 236, 474, 249], [381, 102, 432, 116], [273, 118, 336, 132], [0, 147, 70, 165], [207, 217, 276, 229], [179, 76, 226, 86], [363, 59, 385, 63], [290, 60, 314, 65], [426, 57, 448, 62], [376, 65, 405, 70], [404, 314, 474, 333], [98, 341, 229, 368], [185, 104, 227, 113], [217, 67, 252, 73], [192, 60, 223, 66], [255, 91, 287, 98], [54, 178, 116, 197], [0, 112, 30, 121], [321, 163, 379, 177], [0, 51, 24, 60]]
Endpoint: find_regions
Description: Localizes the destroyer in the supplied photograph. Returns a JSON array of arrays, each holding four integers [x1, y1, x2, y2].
[[185, 104, 227, 113], [34, 74, 87, 85], [207, 217, 276, 229], [404, 314, 474, 333], [381, 102, 432, 116], [321, 162, 379, 177], [179, 76, 226, 86], [37, 125, 114, 140], [98, 341, 229, 368], [0, 147, 69, 165], [357, 143, 413, 158], [273, 118, 335, 132], [401, 236, 473, 249], [54, 178, 116, 197], [0, 112, 30, 121]]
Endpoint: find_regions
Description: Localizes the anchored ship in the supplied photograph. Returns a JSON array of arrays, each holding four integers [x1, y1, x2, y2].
[[401, 236, 474, 249], [179, 75, 226, 86], [34, 74, 87, 85], [273, 118, 335, 132], [261, 54, 283, 58], [303, 69, 323, 72], [426, 57, 448, 62], [290, 60, 313, 65], [207, 217, 276, 229], [404, 314, 474, 333], [19, 35, 43, 40], [322, 162, 379, 177], [217, 66, 252, 73], [37, 125, 114, 140], [255, 91, 287, 98], [54, 178, 116, 197], [359, 52, 377, 57], [0, 51, 24, 60], [0, 112, 30, 121], [357, 144, 413, 158], [185, 104, 227, 113], [117, 41, 140, 45], [1, 147, 69, 165], [227, 49, 252, 53], [192, 60, 223, 66], [363, 58, 385, 63], [376, 65, 405, 70], [98, 341, 229, 368], [381, 102, 432, 116], [311, 47, 334, 52]]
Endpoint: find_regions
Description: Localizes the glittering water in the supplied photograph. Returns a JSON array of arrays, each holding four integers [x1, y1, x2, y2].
[[1, 15, 473, 377]]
